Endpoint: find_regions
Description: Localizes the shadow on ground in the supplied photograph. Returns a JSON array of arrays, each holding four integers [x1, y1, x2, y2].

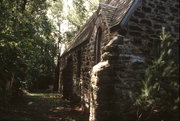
[[0, 93, 88, 121]]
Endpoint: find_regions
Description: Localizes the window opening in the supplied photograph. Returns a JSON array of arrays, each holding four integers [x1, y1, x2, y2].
[[95, 27, 103, 63]]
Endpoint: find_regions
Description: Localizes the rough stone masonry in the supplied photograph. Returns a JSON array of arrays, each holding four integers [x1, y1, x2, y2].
[[56, 0, 179, 120]]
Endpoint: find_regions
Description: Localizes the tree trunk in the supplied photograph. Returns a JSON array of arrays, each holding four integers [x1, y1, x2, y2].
[[5, 72, 15, 91]]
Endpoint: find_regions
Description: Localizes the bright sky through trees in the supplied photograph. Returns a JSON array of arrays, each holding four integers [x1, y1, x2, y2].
[[47, 0, 104, 55], [47, 0, 100, 32]]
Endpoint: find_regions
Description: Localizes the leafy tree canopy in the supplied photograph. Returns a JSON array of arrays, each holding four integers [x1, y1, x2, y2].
[[0, 0, 57, 94]]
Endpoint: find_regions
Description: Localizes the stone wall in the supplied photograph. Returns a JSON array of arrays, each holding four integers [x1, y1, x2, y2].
[[58, 0, 179, 120], [59, 12, 110, 112], [117, 0, 179, 59], [89, 0, 179, 120], [89, 36, 146, 121]]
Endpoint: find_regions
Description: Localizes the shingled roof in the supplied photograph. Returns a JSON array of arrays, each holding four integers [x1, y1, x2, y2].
[[61, 0, 140, 57], [100, 3, 117, 27], [101, 0, 141, 27]]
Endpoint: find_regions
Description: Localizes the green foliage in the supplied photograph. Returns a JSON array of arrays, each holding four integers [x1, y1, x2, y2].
[[48, 0, 104, 45], [67, 0, 88, 30], [0, 0, 57, 94], [68, 0, 106, 31], [135, 28, 179, 120], [0, 0, 105, 99]]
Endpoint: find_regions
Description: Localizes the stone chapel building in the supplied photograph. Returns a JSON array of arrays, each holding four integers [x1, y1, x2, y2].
[[56, 0, 179, 120]]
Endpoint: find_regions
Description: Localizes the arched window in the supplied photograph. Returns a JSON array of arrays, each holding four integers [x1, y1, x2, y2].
[[95, 27, 103, 63]]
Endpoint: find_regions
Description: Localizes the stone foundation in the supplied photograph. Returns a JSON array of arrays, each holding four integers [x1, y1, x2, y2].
[[89, 36, 146, 121]]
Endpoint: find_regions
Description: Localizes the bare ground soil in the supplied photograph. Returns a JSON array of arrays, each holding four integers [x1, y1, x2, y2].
[[0, 93, 88, 121]]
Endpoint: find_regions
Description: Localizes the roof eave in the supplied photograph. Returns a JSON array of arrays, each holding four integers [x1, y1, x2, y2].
[[110, 0, 141, 29], [120, 0, 141, 27]]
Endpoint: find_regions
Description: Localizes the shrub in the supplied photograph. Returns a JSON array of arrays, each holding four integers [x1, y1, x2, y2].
[[135, 27, 179, 121]]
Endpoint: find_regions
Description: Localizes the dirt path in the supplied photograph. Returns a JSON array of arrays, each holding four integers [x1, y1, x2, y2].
[[0, 93, 88, 121]]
